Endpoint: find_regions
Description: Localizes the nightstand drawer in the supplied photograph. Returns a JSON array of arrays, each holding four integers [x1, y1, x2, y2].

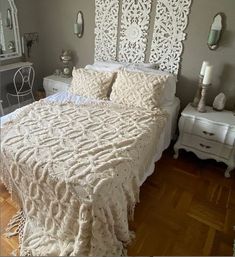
[[175, 104, 235, 177], [44, 79, 69, 92], [182, 133, 233, 160], [43, 75, 72, 97], [183, 118, 234, 145]]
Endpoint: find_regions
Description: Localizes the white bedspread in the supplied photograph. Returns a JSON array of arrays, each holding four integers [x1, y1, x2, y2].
[[1, 95, 168, 256]]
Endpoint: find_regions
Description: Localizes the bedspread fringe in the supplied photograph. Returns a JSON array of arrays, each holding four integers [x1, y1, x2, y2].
[[5, 210, 25, 239]]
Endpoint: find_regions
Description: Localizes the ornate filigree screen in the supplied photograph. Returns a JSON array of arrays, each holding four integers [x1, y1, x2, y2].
[[95, 0, 192, 75]]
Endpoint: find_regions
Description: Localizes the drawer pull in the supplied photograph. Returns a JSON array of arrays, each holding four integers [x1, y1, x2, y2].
[[200, 143, 211, 149], [203, 131, 215, 136]]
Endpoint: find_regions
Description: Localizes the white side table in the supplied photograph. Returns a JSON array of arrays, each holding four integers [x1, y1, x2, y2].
[[43, 75, 72, 97], [174, 104, 235, 178]]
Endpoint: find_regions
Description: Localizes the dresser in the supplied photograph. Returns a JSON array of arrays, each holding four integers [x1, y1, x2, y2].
[[174, 104, 235, 178], [43, 75, 72, 97]]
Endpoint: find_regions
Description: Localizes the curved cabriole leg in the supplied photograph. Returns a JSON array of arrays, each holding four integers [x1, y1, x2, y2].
[[173, 146, 179, 159], [224, 166, 234, 178]]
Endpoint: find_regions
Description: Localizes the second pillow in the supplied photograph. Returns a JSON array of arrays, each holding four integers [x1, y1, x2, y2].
[[69, 68, 115, 100], [110, 69, 169, 110]]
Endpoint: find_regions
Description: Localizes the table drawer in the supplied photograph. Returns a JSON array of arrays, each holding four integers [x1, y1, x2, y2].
[[183, 118, 235, 146], [45, 89, 56, 96], [43, 78, 69, 96], [44, 80, 69, 90], [181, 133, 233, 160]]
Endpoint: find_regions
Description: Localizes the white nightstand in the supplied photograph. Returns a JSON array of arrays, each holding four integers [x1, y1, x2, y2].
[[174, 104, 235, 178], [43, 75, 72, 97]]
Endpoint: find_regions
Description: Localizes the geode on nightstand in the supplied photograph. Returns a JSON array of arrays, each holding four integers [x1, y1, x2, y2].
[[213, 93, 226, 111]]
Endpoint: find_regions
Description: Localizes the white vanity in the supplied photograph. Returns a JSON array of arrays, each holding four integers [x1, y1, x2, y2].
[[0, 0, 22, 61], [0, 61, 32, 72], [0, 0, 29, 113]]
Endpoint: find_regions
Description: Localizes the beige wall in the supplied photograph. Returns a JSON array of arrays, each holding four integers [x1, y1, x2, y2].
[[16, 0, 42, 86], [180, 0, 235, 110], [6, 0, 235, 110]]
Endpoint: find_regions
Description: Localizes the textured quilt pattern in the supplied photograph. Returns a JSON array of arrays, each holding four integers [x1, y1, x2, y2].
[[1, 100, 167, 256], [69, 68, 114, 100], [110, 69, 169, 110]]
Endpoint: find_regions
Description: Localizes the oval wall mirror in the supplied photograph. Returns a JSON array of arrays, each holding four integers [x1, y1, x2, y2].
[[207, 13, 224, 50]]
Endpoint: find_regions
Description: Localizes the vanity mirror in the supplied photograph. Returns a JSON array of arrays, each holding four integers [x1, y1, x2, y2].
[[0, 0, 21, 60]]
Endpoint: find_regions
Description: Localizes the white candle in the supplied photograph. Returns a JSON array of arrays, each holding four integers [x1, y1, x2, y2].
[[74, 23, 79, 34], [21, 36, 25, 54], [200, 61, 209, 76], [203, 65, 213, 85]]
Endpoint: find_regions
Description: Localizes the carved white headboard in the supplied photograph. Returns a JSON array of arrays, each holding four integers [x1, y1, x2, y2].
[[95, 0, 192, 75]]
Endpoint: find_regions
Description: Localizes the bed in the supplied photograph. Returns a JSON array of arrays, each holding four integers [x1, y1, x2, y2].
[[0, 0, 194, 253], [1, 69, 180, 255], [1, 91, 180, 186]]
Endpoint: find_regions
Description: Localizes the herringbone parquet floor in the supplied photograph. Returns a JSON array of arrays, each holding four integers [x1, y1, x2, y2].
[[1, 147, 235, 256]]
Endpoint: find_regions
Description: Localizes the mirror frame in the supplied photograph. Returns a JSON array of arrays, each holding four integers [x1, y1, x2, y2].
[[6, 8, 13, 29], [0, 0, 22, 60], [207, 12, 224, 51]]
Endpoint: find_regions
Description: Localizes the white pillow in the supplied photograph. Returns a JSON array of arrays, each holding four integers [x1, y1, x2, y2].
[[85, 61, 159, 72], [68, 68, 115, 100], [127, 62, 159, 70], [85, 64, 121, 72], [124, 66, 176, 107], [110, 69, 169, 110]]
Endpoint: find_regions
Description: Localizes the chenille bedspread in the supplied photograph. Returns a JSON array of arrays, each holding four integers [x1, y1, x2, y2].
[[1, 100, 167, 256]]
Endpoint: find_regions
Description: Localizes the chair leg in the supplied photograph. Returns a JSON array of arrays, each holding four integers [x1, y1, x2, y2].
[[6, 94, 11, 107], [0, 100, 4, 116], [17, 95, 21, 108], [31, 91, 36, 102]]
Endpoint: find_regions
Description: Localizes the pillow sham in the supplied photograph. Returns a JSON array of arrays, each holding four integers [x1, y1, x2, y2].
[[123, 66, 177, 107], [110, 69, 169, 110], [85, 61, 159, 72], [68, 68, 114, 100], [85, 61, 127, 73], [127, 62, 159, 70]]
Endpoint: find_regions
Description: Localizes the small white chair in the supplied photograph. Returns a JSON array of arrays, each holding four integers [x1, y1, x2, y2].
[[6, 66, 35, 108]]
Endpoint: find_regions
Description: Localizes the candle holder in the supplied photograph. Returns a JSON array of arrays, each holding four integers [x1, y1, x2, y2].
[[191, 75, 203, 108], [197, 84, 211, 113]]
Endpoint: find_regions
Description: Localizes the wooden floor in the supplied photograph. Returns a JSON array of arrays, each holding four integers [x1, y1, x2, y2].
[[1, 147, 235, 256]]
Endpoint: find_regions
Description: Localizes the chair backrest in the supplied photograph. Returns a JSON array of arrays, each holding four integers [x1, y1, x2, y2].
[[13, 66, 35, 94]]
